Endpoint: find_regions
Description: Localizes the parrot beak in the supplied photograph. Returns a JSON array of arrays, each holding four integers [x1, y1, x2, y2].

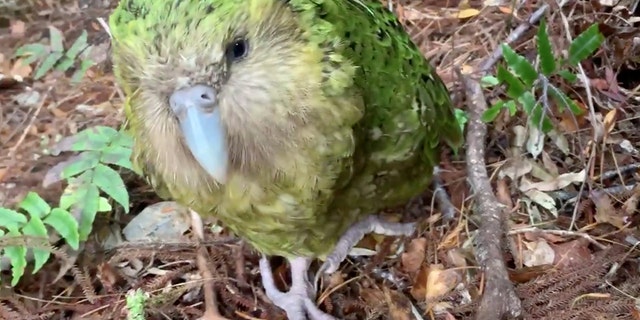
[[169, 84, 228, 184]]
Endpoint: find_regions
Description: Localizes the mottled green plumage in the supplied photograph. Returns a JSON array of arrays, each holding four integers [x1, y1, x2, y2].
[[109, 0, 462, 259]]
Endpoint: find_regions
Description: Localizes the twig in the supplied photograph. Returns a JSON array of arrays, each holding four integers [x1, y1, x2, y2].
[[551, 183, 636, 202], [556, 7, 599, 231], [8, 87, 50, 157], [594, 163, 640, 182], [460, 4, 550, 319], [190, 210, 229, 320], [508, 227, 608, 250]]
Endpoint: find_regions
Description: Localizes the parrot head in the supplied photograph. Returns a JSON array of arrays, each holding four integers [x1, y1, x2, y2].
[[110, 0, 338, 186]]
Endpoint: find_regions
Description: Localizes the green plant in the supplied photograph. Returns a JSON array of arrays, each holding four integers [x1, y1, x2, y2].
[[125, 289, 149, 320], [14, 26, 94, 83], [481, 20, 605, 132], [0, 126, 133, 286]]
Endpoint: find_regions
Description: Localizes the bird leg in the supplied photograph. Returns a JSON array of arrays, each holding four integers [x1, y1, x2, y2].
[[259, 256, 336, 320], [316, 215, 416, 278], [432, 166, 458, 221], [316, 168, 458, 281]]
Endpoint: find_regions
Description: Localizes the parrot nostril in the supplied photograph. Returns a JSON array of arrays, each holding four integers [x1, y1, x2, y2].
[[200, 93, 211, 101]]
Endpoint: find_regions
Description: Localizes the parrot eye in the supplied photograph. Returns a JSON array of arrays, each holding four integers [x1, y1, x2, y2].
[[227, 38, 249, 61]]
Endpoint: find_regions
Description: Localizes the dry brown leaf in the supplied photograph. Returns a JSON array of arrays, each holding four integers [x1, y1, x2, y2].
[[590, 78, 609, 90], [499, 158, 533, 180], [50, 108, 68, 118], [498, 6, 513, 14], [520, 169, 586, 192], [622, 184, 640, 215], [96, 261, 122, 292], [401, 237, 427, 274], [496, 177, 513, 208], [456, 8, 480, 19], [460, 64, 474, 74], [11, 59, 32, 78], [522, 239, 555, 267], [383, 287, 412, 320], [411, 264, 461, 304], [410, 264, 428, 300], [508, 264, 553, 283], [552, 239, 593, 269], [402, 8, 427, 20], [524, 189, 558, 216], [541, 151, 559, 177], [603, 108, 618, 140], [593, 191, 629, 229], [438, 218, 464, 249], [537, 232, 566, 244], [425, 266, 461, 304], [360, 287, 386, 310], [10, 20, 26, 37], [558, 102, 588, 132], [446, 248, 468, 268]]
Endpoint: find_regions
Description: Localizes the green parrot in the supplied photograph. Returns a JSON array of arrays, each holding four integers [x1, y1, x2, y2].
[[109, 0, 463, 319]]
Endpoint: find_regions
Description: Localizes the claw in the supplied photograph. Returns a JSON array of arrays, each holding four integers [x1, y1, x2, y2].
[[432, 165, 458, 221], [259, 256, 336, 320], [314, 215, 416, 288]]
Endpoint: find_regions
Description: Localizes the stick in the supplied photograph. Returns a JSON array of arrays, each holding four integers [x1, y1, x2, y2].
[[461, 4, 550, 319]]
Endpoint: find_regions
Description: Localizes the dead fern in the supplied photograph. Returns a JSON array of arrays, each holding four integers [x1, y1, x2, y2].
[[142, 262, 196, 292], [0, 301, 24, 320], [517, 246, 635, 319], [218, 280, 256, 311]]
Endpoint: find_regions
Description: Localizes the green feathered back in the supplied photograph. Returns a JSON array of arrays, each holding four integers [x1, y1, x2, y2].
[[109, 0, 463, 259]]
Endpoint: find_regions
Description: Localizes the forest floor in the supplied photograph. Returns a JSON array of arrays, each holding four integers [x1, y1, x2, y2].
[[1, 0, 640, 319]]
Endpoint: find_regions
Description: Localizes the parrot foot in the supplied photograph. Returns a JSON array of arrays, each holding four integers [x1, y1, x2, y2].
[[259, 256, 336, 320], [317, 215, 416, 276], [432, 166, 457, 221]]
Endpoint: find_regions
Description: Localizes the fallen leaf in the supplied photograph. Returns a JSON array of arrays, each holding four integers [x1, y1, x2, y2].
[[496, 177, 513, 208], [457, 8, 480, 19], [10, 20, 25, 37], [526, 125, 544, 158], [425, 266, 461, 304], [590, 78, 609, 90], [552, 239, 593, 269], [548, 130, 570, 155], [460, 64, 474, 74], [446, 248, 468, 268], [558, 103, 588, 132], [541, 151, 559, 177], [622, 185, 640, 215], [401, 237, 427, 274], [524, 189, 558, 217], [508, 264, 553, 283], [410, 264, 429, 300], [522, 239, 555, 267], [384, 287, 412, 320], [520, 169, 586, 192], [499, 159, 533, 180], [10, 59, 32, 78], [512, 125, 527, 148], [498, 6, 514, 14], [438, 218, 465, 250], [411, 264, 461, 304], [593, 190, 629, 229], [603, 108, 618, 140], [360, 287, 385, 309], [402, 8, 427, 20]]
